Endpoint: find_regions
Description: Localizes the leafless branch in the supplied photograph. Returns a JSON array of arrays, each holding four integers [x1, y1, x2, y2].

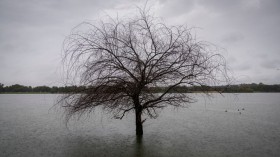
[[59, 8, 230, 135]]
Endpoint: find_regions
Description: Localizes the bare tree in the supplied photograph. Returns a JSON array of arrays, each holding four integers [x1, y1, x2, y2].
[[60, 9, 229, 136]]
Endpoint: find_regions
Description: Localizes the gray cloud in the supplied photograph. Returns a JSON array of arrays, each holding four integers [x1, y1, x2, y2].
[[261, 59, 280, 69], [157, 0, 195, 17], [222, 32, 244, 44], [0, 0, 280, 86], [234, 63, 251, 72]]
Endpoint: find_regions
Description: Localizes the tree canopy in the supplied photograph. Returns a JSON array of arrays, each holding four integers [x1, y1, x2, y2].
[[59, 9, 230, 135]]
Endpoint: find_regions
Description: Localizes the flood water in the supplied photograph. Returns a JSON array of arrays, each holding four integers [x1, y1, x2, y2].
[[0, 93, 280, 157]]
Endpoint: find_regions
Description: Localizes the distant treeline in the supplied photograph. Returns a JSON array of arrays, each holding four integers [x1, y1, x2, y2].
[[148, 83, 280, 93], [0, 83, 279, 93], [0, 83, 80, 93]]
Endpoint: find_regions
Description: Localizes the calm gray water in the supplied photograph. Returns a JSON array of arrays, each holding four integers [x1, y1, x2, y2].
[[0, 93, 280, 157]]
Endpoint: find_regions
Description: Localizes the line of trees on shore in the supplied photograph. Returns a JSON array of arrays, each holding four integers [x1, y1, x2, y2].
[[0, 83, 79, 93], [0, 83, 279, 93]]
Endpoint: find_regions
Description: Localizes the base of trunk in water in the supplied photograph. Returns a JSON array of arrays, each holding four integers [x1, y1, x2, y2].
[[135, 107, 143, 136], [136, 123, 143, 136]]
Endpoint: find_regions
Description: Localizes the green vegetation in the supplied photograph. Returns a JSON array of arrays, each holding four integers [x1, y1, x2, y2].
[[147, 83, 280, 93], [0, 83, 85, 94], [0, 83, 279, 94]]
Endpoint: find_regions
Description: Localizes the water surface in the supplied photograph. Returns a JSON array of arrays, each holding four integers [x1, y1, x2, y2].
[[0, 93, 280, 157]]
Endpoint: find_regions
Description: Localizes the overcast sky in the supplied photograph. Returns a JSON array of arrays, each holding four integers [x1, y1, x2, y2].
[[0, 0, 279, 86]]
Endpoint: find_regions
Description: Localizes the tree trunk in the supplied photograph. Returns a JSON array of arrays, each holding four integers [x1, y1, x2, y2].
[[135, 107, 143, 136]]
